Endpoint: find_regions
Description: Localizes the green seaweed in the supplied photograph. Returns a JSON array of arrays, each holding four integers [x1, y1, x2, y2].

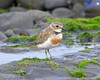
[[95, 77, 100, 80], [45, 17, 55, 23], [17, 57, 51, 67], [76, 59, 100, 69], [45, 61, 63, 69], [15, 57, 86, 78], [63, 32, 72, 38], [9, 45, 27, 48], [92, 31, 100, 37], [69, 70, 86, 78], [17, 57, 51, 68], [46, 61, 86, 78], [0, 9, 7, 13], [92, 58, 100, 61], [77, 31, 93, 42], [18, 57, 51, 62], [64, 67, 86, 78], [3, 65, 9, 68], [65, 39, 75, 45], [28, 3, 32, 9], [5, 34, 38, 43], [12, 70, 26, 76], [17, 3, 21, 7], [32, 27, 40, 29], [78, 50, 90, 53], [46, 16, 100, 31]]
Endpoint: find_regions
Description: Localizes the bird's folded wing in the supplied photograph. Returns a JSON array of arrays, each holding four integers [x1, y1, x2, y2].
[[27, 29, 52, 46]]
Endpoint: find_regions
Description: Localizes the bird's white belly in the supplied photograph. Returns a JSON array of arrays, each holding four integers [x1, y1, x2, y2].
[[37, 33, 62, 49]]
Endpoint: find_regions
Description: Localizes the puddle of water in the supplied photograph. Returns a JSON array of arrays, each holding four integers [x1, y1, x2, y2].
[[0, 42, 99, 65]]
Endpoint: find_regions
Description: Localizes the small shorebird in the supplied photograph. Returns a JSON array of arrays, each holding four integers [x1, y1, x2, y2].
[[28, 21, 63, 59]]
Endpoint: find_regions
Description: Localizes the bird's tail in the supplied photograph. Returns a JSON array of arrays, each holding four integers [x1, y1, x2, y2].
[[27, 41, 36, 47]]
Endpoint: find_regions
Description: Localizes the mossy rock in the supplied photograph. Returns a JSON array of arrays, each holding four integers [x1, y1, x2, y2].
[[69, 70, 86, 78], [0, 9, 7, 13], [92, 31, 100, 42], [45, 61, 63, 69], [76, 59, 100, 69], [63, 32, 72, 39], [17, 57, 51, 68], [12, 70, 26, 76], [64, 67, 86, 78], [77, 31, 93, 43], [32, 27, 40, 29], [64, 39, 75, 45], [46, 16, 100, 32], [78, 50, 90, 53], [95, 77, 100, 80], [18, 57, 51, 63], [5, 34, 38, 44]]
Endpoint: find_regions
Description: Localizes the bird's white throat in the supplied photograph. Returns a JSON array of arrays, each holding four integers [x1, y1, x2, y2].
[[54, 29, 62, 32]]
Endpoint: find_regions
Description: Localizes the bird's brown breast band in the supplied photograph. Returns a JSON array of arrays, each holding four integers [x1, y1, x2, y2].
[[51, 37, 62, 44]]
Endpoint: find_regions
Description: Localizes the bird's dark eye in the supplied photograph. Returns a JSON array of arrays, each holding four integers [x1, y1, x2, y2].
[[56, 25, 59, 28]]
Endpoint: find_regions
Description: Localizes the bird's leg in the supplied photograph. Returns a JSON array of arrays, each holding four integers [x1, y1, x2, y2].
[[45, 50, 48, 59], [47, 49, 53, 59]]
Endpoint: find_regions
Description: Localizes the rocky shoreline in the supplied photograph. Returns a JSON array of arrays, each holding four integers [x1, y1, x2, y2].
[[0, 44, 100, 80], [0, 0, 100, 79]]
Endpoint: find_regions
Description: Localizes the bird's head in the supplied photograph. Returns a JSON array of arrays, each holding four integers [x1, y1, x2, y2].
[[50, 21, 64, 32]]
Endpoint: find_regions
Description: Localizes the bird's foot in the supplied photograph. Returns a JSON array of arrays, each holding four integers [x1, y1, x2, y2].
[[50, 56, 55, 60]]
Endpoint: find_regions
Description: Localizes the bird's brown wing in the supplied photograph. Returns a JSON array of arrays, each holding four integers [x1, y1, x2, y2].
[[34, 30, 51, 45], [27, 27, 54, 46]]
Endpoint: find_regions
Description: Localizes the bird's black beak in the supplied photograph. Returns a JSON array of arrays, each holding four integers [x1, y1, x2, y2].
[[62, 28, 67, 32]]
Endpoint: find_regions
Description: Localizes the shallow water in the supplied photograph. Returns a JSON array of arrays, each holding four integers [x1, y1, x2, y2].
[[0, 42, 99, 65]]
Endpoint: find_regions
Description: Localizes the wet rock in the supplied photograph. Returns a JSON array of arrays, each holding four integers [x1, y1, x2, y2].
[[4, 30, 15, 37], [0, 58, 99, 80], [26, 10, 52, 22], [93, 34, 100, 42], [52, 8, 74, 18], [78, 35, 92, 43], [8, 7, 27, 12], [0, 60, 70, 80], [17, 0, 45, 10], [0, 46, 29, 53], [0, 32, 7, 41], [33, 21, 49, 29], [13, 28, 23, 35], [13, 28, 29, 36], [44, 0, 67, 10], [0, 12, 33, 31], [72, 3, 85, 18], [24, 29, 41, 36], [77, 32, 93, 43], [0, 0, 13, 8]]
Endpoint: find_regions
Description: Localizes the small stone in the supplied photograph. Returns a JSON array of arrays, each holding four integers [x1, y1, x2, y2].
[[13, 28, 29, 36], [4, 30, 15, 37], [24, 29, 41, 36], [93, 34, 100, 42], [0, 32, 7, 41]]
